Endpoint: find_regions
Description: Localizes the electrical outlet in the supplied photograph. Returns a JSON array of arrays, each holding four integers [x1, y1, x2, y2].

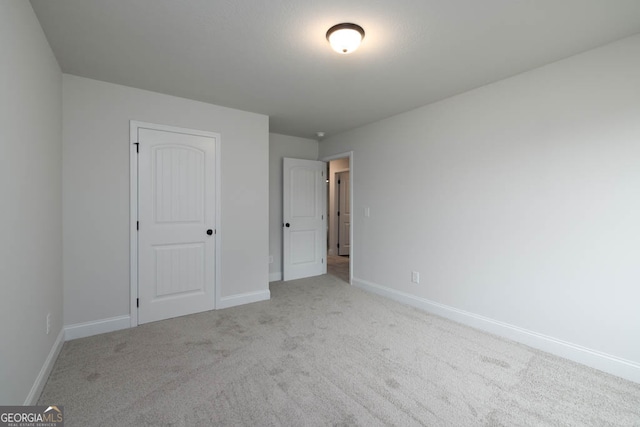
[[411, 271, 420, 284], [46, 313, 51, 335]]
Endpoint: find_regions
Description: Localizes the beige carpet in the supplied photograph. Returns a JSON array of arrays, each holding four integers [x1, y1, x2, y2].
[[39, 275, 640, 426], [327, 254, 350, 284]]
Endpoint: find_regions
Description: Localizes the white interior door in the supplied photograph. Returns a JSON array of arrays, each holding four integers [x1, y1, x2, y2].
[[283, 158, 327, 281], [337, 171, 351, 256], [137, 127, 216, 324]]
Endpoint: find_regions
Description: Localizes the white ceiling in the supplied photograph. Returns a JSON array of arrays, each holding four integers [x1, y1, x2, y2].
[[30, 0, 640, 139]]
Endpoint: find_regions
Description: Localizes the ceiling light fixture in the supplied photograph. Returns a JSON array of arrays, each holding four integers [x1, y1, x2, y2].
[[326, 23, 365, 54]]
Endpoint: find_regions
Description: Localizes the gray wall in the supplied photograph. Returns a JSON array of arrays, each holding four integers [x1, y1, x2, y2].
[[269, 133, 318, 281], [319, 34, 640, 381], [63, 75, 269, 326], [0, 2, 63, 404]]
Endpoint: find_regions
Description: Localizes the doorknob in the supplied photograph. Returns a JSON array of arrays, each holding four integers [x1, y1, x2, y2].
[[285, 223, 290, 228], [206, 229, 213, 235]]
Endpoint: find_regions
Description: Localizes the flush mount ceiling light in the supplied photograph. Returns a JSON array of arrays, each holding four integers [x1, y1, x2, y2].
[[326, 23, 365, 54]]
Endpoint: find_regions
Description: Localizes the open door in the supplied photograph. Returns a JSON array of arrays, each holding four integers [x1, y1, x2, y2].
[[283, 158, 327, 281]]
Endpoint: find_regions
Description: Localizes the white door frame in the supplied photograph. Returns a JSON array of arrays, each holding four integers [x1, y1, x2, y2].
[[129, 120, 222, 327], [321, 151, 354, 284]]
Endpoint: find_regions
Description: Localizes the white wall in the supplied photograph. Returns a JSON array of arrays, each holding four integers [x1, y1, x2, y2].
[[328, 158, 350, 256], [319, 34, 640, 381], [63, 75, 269, 327], [268, 133, 318, 281], [0, 2, 63, 404]]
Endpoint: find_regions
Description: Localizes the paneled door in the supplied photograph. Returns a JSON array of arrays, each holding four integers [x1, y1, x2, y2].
[[337, 171, 351, 256], [136, 126, 217, 324], [283, 158, 327, 281]]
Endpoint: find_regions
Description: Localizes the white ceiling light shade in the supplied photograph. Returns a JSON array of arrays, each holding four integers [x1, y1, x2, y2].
[[326, 23, 365, 54]]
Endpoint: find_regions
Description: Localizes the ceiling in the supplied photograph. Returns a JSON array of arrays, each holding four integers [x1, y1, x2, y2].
[[30, 0, 640, 139]]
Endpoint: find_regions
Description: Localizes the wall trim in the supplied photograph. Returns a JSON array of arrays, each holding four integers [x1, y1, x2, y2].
[[352, 277, 640, 384], [24, 329, 65, 405], [269, 272, 282, 282], [64, 315, 131, 341], [217, 290, 271, 310]]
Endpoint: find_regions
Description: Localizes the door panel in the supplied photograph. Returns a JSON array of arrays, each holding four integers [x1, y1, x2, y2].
[[283, 158, 327, 281], [138, 127, 216, 324], [154, 243, 205, 296], [291, 230, 317, 264], [154, 146, 204, 223]]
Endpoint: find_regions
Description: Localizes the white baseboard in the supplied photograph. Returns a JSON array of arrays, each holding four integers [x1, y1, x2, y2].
[[217, 289, 271, 309], [24, 328, 65, 405], [64, 315, 131, 341], [352, 277, 640, 384], [269, 272, 282, 282]]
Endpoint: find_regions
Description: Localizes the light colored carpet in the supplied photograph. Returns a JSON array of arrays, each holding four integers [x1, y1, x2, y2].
[[327, 255, 349, 284], [39, 275, 640, 426]]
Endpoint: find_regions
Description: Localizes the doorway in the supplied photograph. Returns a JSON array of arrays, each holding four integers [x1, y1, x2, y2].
[[336, 170, 350, 256], [324, 153, 352, 284]]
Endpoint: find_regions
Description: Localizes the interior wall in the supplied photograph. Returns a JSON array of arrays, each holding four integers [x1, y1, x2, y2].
[[319, 34, 640, 380], [328, 158, 350, 256], [269, 133, 319, 281], [0, 2, 63, 404], [63, 75, 269, 326]]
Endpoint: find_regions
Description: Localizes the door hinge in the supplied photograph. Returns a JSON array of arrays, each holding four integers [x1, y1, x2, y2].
[[322, 258, 324, 264], [134, 142, 139, 153], [337, 211, 340, 217], [337, 243, 340, 248], [338, 179, 341, 184], [136, 221, 139, 230], [136, 298, 139, 308]]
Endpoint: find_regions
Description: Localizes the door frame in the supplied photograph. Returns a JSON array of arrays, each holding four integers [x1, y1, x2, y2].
[[321, 151, 354, 284], [129, 120, 222, 327]]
